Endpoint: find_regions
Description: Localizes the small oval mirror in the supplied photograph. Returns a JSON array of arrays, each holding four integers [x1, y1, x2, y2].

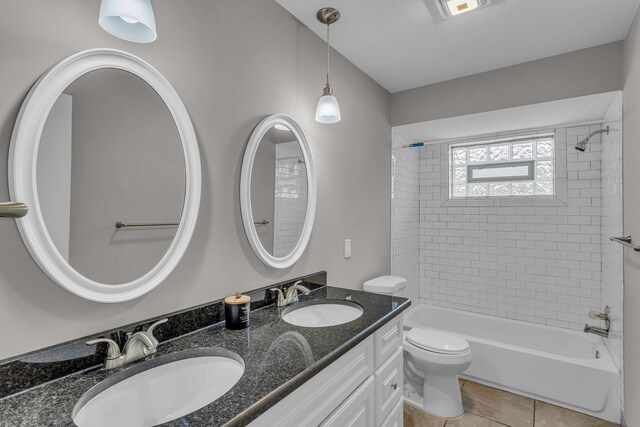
[[240, 115, 316, 269]]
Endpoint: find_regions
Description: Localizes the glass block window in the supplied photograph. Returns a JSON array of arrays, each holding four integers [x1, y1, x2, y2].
[[450, 135, 554, 198]]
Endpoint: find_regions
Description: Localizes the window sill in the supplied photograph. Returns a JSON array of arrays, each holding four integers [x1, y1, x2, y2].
[[441, 196, 567, 208]]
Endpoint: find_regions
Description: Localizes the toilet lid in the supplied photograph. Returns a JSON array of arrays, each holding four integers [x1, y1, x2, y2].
[[406, 328, 470, 354]]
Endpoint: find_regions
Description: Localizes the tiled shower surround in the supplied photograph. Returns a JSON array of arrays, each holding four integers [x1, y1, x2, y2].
[[393, 123, 622, 332], [391, 130, 420, 303], [601, 93, 624, 405]]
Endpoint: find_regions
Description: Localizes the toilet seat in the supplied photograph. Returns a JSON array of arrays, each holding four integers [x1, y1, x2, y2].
[[405, 328, 470, 355]]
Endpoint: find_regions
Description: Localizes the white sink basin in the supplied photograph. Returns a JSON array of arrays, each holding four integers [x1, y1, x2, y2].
[[282, 301, 363, 327], [73, 349, 244, 427]]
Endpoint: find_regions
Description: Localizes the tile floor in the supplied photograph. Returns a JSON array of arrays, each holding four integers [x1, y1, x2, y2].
[[404, 379, 619, 427]]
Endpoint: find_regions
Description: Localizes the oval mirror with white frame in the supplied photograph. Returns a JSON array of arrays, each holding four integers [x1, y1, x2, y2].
[[240, 115, 316, 269], [9, 49, 201, 303]]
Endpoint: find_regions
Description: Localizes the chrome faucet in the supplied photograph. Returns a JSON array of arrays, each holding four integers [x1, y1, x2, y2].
[[86, 318, 168, 369], [584, 325, 609, 338], [270, 281, 311, 307], [584, 306, 610, 338]]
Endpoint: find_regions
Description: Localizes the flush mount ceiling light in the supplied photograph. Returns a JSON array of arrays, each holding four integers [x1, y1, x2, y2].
[[315, 7, 341, 124], [99, 0, 157, 43], [439, 0, 488, 17]]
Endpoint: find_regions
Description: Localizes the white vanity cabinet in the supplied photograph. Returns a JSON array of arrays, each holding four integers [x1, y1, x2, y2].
[[320, 376, 376, 427], [249, 316, 404, 427], [373, 316, 404, 426]]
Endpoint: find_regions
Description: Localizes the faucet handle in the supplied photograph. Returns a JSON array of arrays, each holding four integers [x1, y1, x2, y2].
[[86, 338, 121, 359], [292, 281, 310, 294], [589, 306, 610, 321], [146, 318, 169, 338], [284, 282, 311, 304]]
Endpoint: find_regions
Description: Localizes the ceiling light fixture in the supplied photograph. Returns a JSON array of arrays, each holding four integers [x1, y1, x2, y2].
[[99, 0, 157, 43], [315, 7, 341, 124], [440, 0, 487, 17]]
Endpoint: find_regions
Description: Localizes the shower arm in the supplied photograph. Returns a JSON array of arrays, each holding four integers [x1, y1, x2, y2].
[[584, 126, 610, 142], [575, 126, 610, 151]]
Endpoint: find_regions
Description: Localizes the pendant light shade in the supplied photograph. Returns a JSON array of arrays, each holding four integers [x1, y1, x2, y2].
[[315, 8, 341, 124], [316, 93, 341, 124], [99, 0, 157, 43]]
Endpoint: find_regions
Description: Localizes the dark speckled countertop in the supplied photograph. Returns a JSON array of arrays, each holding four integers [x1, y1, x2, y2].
[[0, 286, 409, 427]]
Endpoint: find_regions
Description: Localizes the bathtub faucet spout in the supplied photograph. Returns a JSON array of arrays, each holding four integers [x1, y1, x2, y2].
[[583, 324, 609, 338]]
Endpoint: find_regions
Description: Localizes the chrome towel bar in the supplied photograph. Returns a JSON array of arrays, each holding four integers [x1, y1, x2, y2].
[[0, 202, 28, 218], [610, 236, 640, 252], [115, 221, 179, 229]]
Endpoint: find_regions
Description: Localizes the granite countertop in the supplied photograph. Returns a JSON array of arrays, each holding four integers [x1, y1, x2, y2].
[[0, 286, 410, 426]]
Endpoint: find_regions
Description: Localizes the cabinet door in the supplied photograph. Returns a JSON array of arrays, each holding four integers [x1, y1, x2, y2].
[[380, 399, 403, 427], [320, 376, 375, 427], [375, 316, 403, 368], [376, 346, 404, 424]]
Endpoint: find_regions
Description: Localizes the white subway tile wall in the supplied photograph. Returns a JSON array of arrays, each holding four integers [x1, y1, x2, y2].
[[601, 93, 624, 405], [391, 130, 420, 303], [273, 141, 308, 257], [419, 125, 605, 330]]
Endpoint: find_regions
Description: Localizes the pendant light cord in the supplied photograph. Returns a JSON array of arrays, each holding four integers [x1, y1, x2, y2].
[[326, 23, 331, 87]]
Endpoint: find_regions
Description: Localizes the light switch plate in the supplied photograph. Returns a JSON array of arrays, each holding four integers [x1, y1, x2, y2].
[[344, 239, 352, 258]]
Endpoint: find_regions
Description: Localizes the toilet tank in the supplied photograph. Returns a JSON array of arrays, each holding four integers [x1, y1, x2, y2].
[[363, 275, 407, 296]]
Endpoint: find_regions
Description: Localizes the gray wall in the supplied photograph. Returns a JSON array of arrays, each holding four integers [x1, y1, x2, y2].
[[0, 0, 391, 360], [391, 42, 623, 127], [622, 10, 640, 426]]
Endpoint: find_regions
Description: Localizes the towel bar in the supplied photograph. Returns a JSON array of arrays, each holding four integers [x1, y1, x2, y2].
[[115, 221, 178, 229], [610, 236, 640, 252], [0, 202, 28, 218]]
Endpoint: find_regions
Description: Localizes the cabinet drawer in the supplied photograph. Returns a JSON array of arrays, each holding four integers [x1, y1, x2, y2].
[[320, 376, 375, 427], [375, 346, 403, 424], [374, 316, 403, 368], [380, 398, 403, 427], [248, 336, 374, 427]]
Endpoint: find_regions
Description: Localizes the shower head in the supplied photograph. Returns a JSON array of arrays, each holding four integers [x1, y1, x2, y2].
[[575, 140, 588, 152], [575, 126, 609, 152]]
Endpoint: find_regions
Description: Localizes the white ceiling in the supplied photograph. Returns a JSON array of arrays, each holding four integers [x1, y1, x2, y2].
[[394, 91, 620, 143], [276, 0, 640, 93]]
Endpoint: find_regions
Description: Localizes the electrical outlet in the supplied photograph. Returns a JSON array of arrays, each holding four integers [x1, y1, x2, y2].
[[344, 239, 352, 259]]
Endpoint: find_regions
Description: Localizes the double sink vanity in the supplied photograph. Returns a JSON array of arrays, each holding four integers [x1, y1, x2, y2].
[[0, 273, 409, 426], [1, 49, 408, 426]]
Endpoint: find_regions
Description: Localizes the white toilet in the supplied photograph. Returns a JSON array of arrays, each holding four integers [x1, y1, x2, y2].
[[363, 276, 473, 419]]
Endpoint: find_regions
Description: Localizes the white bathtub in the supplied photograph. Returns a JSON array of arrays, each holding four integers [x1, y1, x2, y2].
[[404, 304, 621, 423]]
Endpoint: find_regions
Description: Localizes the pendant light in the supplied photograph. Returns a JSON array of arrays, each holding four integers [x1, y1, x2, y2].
[[99, 0, 157, 43], [315, 8, 341, 124]]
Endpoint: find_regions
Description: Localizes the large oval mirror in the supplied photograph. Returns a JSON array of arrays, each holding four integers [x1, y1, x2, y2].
[[9, 49, 201, 302], [240, 115, 316, 269]]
